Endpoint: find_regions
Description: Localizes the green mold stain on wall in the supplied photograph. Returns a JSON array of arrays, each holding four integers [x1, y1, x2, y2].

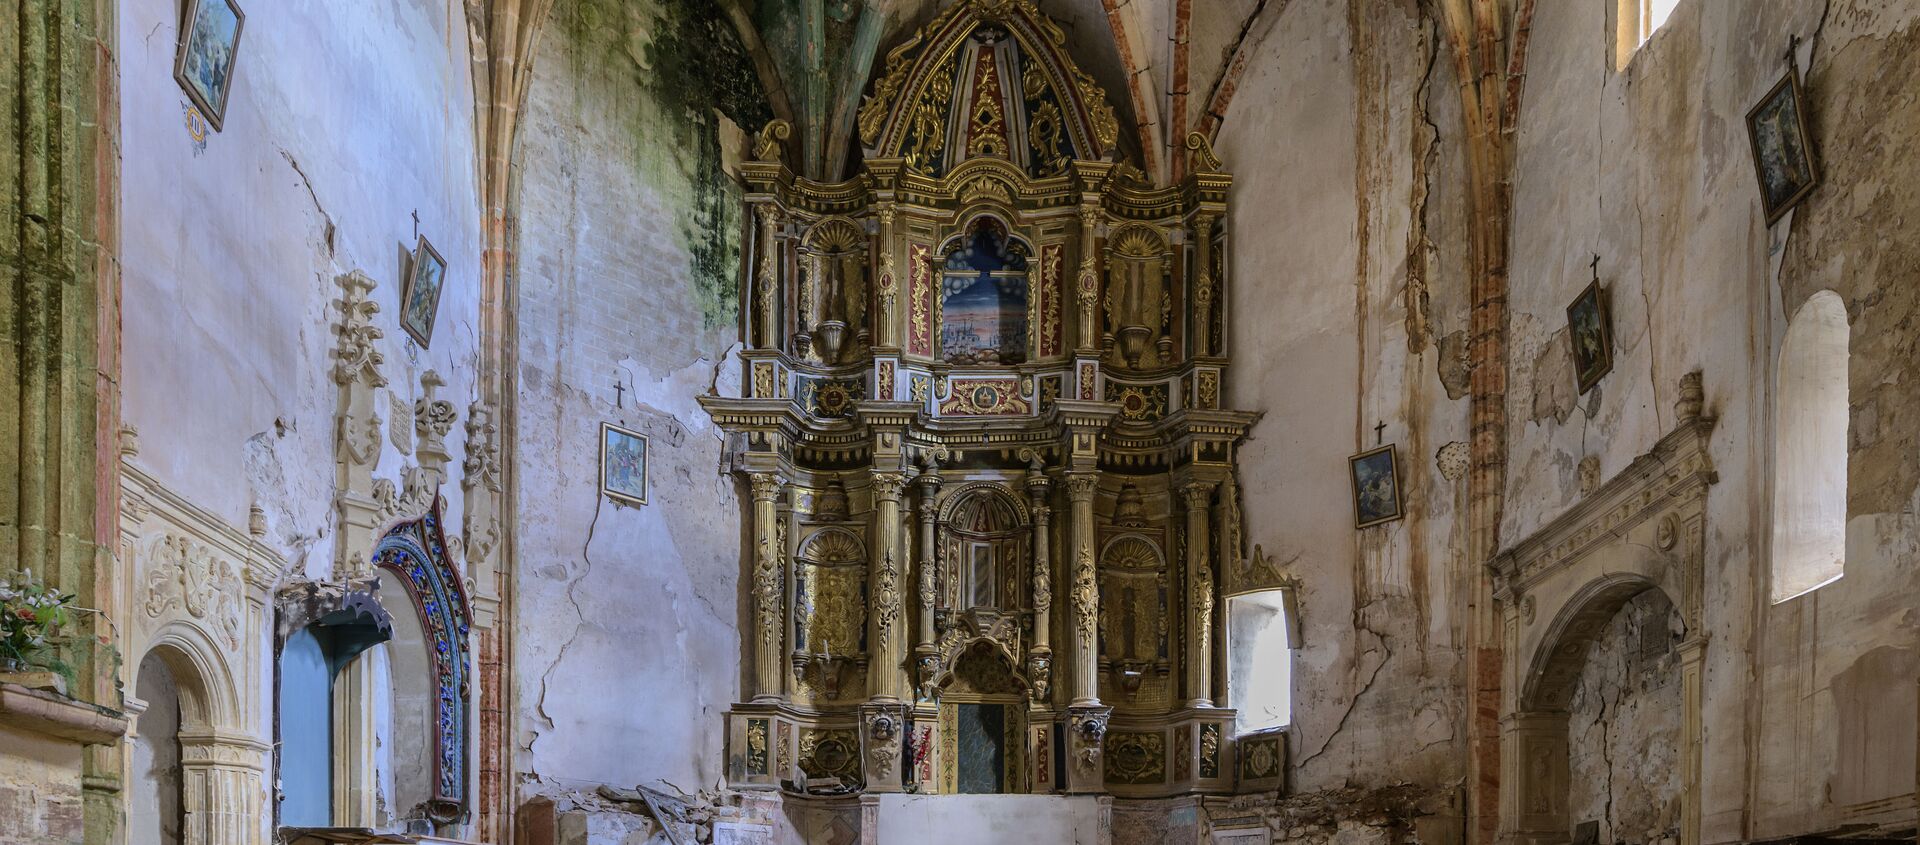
[[562, 0, 772, 331]]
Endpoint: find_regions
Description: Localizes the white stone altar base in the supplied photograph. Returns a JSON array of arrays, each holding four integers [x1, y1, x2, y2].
[[868, 794, 1110, 845]]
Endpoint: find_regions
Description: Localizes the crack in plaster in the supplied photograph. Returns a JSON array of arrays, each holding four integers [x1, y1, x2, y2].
[[532, 492, 605, 736], [279, 149, 337, 256], [1296, 612, 1395, 773]]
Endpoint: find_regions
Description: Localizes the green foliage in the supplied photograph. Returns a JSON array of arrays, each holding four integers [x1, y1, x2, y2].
[[0, 572, 78, 675]]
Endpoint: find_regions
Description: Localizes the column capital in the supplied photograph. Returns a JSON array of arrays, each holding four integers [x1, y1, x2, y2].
[[749, 472, 785, 502], [1065, 474, 1099, 501], [1179, 481, 1216, 508], [872, 472, 909, 501]]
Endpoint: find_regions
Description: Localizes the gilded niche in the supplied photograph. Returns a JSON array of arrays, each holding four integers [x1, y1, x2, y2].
[[795, 527, 867, 658]]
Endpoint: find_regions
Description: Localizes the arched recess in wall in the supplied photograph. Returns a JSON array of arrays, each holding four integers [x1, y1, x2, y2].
[[1772, 290, 1849, 603], [1514, 573, 1684, 842], [130, 653, 187, 845], [130, 632, 247, 845], [371, 500, 475, 827]]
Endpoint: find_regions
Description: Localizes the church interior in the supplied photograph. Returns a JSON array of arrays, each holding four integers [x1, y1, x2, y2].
[[4, 0, 1918, 843]]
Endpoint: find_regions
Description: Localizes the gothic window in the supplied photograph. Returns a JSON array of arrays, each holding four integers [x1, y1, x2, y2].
[[1227, 590, 1292, 735], [1772, 290, 1849, 602]]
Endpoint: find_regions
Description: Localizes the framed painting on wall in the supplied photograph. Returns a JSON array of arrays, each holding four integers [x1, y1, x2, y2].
[[1566, 279, 1614, 395], [173, 0, 245, 131], [1348, 444, 1404, 529], [401, 236, 448, 348], [600, 422, 649, 507], [1745, 67, 1820, 224]]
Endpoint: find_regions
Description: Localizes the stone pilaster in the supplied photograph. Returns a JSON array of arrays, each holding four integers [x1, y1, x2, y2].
[[1180, 482, 1216, 708], [178, 730, 269, 845], [749, 472, 786, 702], [331, 271, 388, 579]]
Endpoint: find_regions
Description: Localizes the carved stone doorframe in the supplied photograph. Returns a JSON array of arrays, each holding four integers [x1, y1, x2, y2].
[[1491, 375, 1715, 845]]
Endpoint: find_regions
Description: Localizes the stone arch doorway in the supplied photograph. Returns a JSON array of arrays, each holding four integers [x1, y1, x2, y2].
[[128, 632, 261, 845], [1509, 576, 1685, 845], [1491, 395, 1715, 845]]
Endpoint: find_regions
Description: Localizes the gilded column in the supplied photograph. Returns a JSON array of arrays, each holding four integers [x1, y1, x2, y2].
[[1181, 482, 1217, 707], [876, 203, 899, 348], [1191, 214, 1215, 357], [1075, 205, 1102, 352], [750, 472, 786, 702], [1026, 469, 1054, 702], [869, 473, 909, 701], [754, 204, 783, 349], [912, 468, 942, 699], [1065, 474, 1100, 706]]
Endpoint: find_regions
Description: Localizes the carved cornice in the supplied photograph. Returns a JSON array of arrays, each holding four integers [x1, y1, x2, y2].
[[1490, 416, 1718, 596], [121, 462, 287, 591]]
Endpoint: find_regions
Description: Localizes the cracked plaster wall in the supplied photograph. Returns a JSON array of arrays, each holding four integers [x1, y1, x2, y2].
[[1509, 1, 1920, 841], [117, 0, 485, 577], [511, 0, 764, 799], [1214, 0, 1474, 805]]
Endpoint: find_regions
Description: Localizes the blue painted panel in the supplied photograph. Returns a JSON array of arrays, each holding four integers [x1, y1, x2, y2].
[[278, 628, 331, 826]]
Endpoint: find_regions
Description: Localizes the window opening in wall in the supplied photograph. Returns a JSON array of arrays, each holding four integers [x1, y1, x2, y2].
[[1771, 290, 1848, 603], [1640, 0, 1681, 44], [1228, 590, 1292, 735]]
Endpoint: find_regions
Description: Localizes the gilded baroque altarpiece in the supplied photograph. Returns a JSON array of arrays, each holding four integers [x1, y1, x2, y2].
[[702, 0, 1260, 800]]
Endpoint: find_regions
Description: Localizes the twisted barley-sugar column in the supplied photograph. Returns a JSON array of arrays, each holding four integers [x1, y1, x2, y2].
[[1066, 474, 1101, 706], [869, 473, 909, 701], [749, 473, 786, 701], [1181, 481, 1217, 707]]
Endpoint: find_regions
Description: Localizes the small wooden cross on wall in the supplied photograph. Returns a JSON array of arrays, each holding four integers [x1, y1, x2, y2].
[[1375, 420, 1387, 445], [614, 378, 627, 409]]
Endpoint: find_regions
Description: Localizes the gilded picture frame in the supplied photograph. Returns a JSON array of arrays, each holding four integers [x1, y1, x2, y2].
[[1745, 67, 1820, 225], [1348, 444, 1404, 529], [600, 422, 649, 507], [173, 0, 246, 131]]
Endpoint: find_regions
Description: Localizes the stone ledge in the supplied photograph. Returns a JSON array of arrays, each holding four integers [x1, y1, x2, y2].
[[0, 683, 127, 745]]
